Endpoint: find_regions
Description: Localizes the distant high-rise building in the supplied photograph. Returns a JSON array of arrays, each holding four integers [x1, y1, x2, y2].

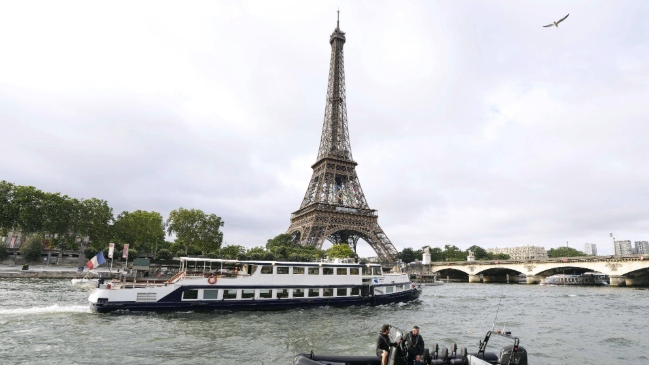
[[634, 241, 649, 255], [614, 240, 633, 255], [487, 246, 548, 260], [583, 243, 597, 256]]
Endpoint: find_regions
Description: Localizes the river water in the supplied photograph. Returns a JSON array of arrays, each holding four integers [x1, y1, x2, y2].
[[0, 279, 647, 365]]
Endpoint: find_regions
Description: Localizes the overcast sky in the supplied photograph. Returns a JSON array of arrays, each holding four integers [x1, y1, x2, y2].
[[1, 1, 648, 256]]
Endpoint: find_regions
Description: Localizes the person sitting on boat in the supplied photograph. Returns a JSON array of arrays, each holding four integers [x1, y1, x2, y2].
[[376, 324, 401, 365], [404, 325, 424, 364]]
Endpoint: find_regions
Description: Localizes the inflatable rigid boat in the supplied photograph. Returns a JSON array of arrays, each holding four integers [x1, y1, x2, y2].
[[293, 329, 527, 365]]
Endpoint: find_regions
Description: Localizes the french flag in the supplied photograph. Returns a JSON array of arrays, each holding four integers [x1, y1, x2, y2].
[[86, 251, 107, 270]]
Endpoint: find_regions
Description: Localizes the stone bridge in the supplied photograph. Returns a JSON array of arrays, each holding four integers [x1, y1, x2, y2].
[[423, 255, 649, 286]]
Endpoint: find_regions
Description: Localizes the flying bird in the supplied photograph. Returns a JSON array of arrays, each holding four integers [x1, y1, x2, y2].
[[544, 14, 569, 28]]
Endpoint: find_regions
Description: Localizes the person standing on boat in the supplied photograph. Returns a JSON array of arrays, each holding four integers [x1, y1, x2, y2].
[[404, 325, 424, 364], [376, 324, 401, 365]]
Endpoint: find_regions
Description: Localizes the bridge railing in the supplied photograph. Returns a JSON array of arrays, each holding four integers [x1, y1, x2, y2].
[[427, 254, 646, 266]]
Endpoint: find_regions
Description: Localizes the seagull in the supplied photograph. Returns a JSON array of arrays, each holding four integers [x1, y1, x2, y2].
[[544, 14, 569, 28]]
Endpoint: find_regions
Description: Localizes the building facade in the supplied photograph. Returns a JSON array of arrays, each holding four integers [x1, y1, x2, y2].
[[487, 246, 548, 260], [634, 241, 649, 255], [614, 240, 633, 255], [583, 243, 597, 256]]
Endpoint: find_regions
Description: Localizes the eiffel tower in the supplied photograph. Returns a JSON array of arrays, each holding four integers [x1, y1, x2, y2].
[[287, 15, 399, 262]]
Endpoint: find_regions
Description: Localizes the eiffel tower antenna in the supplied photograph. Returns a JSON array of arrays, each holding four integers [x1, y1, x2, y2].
[[287, 15, 399, 262], [337, 8, 340, 29]]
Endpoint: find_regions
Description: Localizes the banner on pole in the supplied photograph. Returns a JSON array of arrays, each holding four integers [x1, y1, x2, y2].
[[122, 244, 129, 259], [108, 243, 115, 259], [10, 236, 16, 248]]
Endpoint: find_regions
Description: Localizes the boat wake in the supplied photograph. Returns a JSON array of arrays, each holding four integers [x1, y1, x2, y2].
[[0, 304, 90, 315]]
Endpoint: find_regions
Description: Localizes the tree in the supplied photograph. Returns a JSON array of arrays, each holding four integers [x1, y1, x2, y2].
[[548, 247, 586, 258], [113, 210, 165, 253], [220, 245, 247, 259], [399, 247, 417, 263], [327, 244, 356, 258], [79, 198, 114, 248], [12, 185, 45, 235], [443, 244, 468, 261], [166, 208, 224, 256], [467, 245, 490, 260], [19, 235, 43, 262], [0, 181, 17, 236]]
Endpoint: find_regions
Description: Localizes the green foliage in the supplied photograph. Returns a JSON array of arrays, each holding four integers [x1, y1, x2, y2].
[[166, 208, 223, 256], [19, 235, 43, 262], [0, 181, 17, 236], [220, 245, 247, 259], [157, 249, 172, 260], [84, 248, 97, 260], [113, 210, 165, 253], [548, 247, 585, 258], [443, 244, 468, 261], [327, 244, 356, 259], [126, 249, 138, 259], [465, 245, 510, 260], [467, 245, 490, 260], [13, 185, 45, 235], [399, 247, 417, 263]]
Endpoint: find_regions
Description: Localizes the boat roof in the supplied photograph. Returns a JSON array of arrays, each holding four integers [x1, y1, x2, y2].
[[179, 257, 380, 267]]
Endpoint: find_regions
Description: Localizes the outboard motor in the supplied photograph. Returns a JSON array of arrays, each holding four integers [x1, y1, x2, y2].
[[499, 345, 527, 365], [426, 343, 448, 365]]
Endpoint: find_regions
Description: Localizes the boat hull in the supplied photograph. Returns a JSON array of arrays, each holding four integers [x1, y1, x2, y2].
[[90, 288, 420, 313]]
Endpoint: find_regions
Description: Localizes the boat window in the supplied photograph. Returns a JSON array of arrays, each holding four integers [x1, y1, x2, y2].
[[277, 267, 289, 274], [259, 289, 272, 299], [249, 265, 258, 275], [350, 268, 359, 275], [242, 289, 255, 299], [323, 288, 333, 297], [261, 266, 273, 274], [276, 289, 289, 299], [323, 268, 334, 275], [203, 290, 219, 300], [402, 284, 408, 291], [350, 287, 360, 296], [336, 288, 347, 296], [372, 267, 382, 276], [337, 268, 347, 275], [308, 288, 320, 297], [182, 290, 199, 300], [293, 288, 305, 297], [223, 290, 238, 300], [293, 267, 305, 275], [386, 286, 394, 293], [395, 285, 401, 292], [308, 268, 320, 275], [362, 266, 372, 275]]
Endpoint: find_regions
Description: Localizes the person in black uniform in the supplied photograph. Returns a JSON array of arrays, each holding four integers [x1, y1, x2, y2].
[[376, 324, 402, 365], [404, 325, 425, 364]]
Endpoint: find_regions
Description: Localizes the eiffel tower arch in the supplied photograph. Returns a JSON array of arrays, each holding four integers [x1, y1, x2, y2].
[[287, 15, 399, 262]]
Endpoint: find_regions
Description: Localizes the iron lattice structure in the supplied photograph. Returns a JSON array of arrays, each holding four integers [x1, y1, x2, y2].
[[287, 18, 399, 262]]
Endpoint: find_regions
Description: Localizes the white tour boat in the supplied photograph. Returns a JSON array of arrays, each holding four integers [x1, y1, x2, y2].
[[540, 272, 609, 286], [88, 257, 420, 312]]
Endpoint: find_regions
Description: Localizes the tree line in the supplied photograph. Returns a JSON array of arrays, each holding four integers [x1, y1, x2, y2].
[[0, 181, 356, 262], [398, 244, 511, 263], [0, 181, 225, 260]]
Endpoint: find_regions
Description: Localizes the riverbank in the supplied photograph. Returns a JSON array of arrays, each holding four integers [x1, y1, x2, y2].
[[0, 264, 116, 279]]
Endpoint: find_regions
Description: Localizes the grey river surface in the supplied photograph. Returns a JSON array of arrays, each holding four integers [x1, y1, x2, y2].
[[1, 279, 648, 365]]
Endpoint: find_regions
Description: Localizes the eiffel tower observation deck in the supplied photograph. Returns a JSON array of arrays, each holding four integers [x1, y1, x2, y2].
[[287, 15, 399, 262]]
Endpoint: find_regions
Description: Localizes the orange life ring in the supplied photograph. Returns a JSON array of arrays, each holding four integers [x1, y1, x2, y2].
[[207, 275, 217, 285]]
